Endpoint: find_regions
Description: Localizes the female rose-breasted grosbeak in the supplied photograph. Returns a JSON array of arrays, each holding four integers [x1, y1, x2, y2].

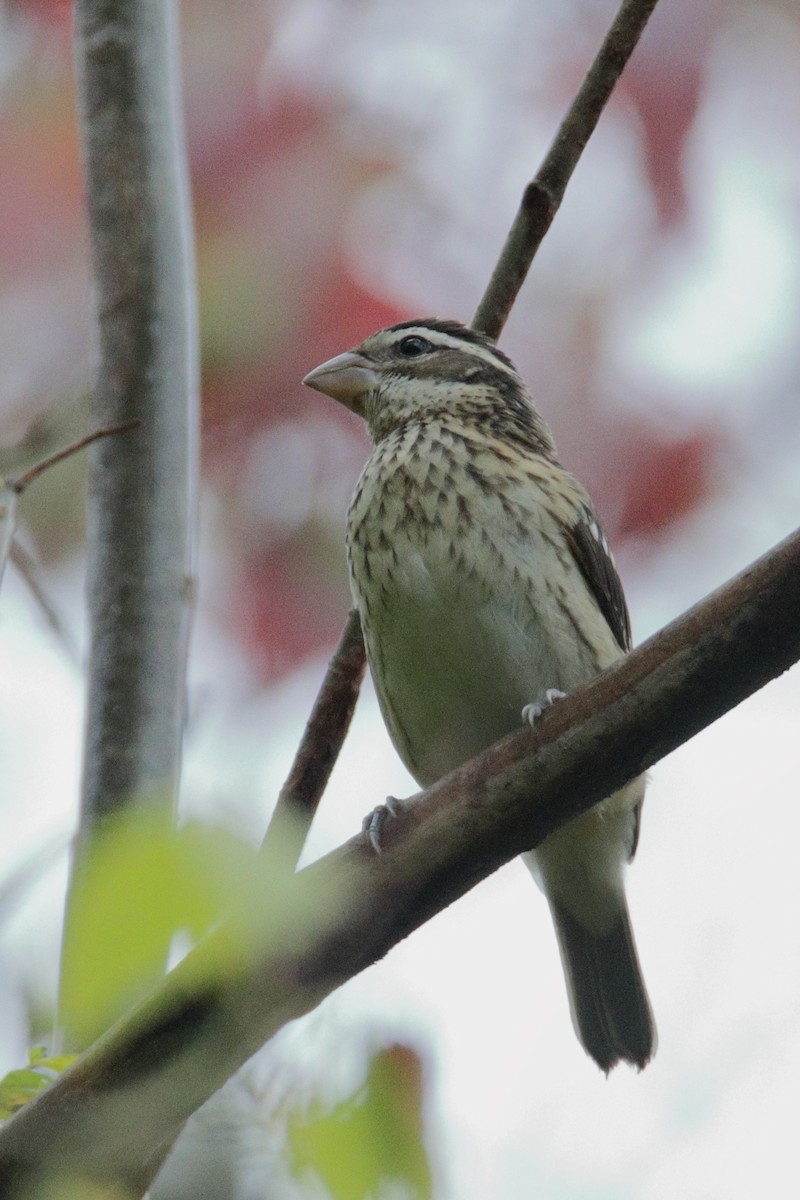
[[303, 318, 656, 1072]]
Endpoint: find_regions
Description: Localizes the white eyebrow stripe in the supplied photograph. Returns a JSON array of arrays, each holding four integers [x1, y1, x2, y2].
[[381, 326, 521, 381]]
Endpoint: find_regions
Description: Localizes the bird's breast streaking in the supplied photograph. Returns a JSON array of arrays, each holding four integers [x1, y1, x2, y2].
[[303, 317, 656, 1072]]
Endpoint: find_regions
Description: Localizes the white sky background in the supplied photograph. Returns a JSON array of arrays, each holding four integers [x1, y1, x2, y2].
[[2, 2, 800, 1197]]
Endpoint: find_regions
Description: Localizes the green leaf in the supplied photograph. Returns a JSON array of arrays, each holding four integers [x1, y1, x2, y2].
[[0, 1049, 77, 1120], [60, 809, 267, 1045], [0, 1067, 52, 1120], [27, 1045, 78, 1073], [289, 1045, 433, 1200]]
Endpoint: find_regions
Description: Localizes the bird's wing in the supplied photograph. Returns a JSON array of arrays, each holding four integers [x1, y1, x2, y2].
[[563, 513, 632, 653]]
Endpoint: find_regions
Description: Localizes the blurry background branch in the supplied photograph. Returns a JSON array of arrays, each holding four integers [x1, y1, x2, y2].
[[58, 0, 199, 1043], [273, 0, 662, 872], [0, 422, 139, 655], [5, 422, 140, 497], [0, 520, 798, 1194]]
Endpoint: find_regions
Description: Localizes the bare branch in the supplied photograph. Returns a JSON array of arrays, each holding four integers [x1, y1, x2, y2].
[[260, 609, 366, 870], [0, 485, 16, 591], [6, 422, 140, 495], [0, 421, 137, 642], [1, 524, 798, 1192], [74, 0, 198, 836], [472, 0, 661, 339], [56, 0, 199, 1048], [8, 542, 78, 659]]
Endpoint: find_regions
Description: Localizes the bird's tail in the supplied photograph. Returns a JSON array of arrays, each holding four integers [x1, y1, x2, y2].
[[549, 894, 656, 1073]]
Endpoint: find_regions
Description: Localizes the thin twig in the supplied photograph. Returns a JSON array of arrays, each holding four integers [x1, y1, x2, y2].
[[1, 422, 139, 625], [1, 522, 799, 1192], [472, 0, 661, 339], [8, 542, 79, 660], [6, 421, 140, 495], [261, 609, 366, 870]]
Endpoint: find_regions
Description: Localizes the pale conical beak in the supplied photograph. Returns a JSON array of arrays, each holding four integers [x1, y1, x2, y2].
[[302, 351, 378, 413]]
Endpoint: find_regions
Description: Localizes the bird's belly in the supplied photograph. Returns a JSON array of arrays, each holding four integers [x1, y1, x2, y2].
[[359, 544, 566, 787]]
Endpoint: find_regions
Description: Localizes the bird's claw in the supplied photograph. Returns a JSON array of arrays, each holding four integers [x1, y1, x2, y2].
[[522, 688, 566, 727], [362, 795, 401, 855]]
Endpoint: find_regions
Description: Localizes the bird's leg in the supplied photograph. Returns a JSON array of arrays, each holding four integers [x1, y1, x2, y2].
[[521, 688, 566, 727], [362, 795, 402, 855]]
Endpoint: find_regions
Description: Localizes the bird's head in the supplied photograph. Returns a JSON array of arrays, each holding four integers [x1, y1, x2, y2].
[[302, 318, 556, 455]]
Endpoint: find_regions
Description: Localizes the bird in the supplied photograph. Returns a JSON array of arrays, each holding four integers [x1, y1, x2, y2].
[[303, 317, 656, 1072]]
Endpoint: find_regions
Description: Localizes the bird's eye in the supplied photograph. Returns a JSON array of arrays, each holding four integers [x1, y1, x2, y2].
[[397, 335, 433, 357]]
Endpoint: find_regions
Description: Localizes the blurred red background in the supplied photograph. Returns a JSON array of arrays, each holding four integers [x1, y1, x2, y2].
[[6, 0, 783, 682]]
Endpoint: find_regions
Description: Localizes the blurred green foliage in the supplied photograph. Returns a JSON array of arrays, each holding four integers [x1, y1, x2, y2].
[[59, 809, 268, 1046], [0, 1046, 77, 1121], [289, 1044, 433, 1200]]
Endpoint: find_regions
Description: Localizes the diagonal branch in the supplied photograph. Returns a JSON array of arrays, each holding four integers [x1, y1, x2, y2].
[[1, 524, 798, 1193], [472, 0, 661, 338], [261, 610, 366, 871]]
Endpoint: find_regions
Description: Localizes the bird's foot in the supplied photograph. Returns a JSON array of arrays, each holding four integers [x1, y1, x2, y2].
[[522, 688, 566, 728], [362, 795, 402, 855]]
